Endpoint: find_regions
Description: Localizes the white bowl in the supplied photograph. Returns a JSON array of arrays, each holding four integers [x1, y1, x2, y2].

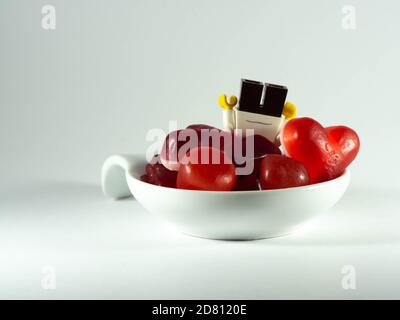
[[101, 154, 350, 240]]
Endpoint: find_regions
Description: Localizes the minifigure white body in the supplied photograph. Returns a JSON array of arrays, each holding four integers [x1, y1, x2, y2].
[[222, 108, 286, 143], [219, 80, 295, 145]]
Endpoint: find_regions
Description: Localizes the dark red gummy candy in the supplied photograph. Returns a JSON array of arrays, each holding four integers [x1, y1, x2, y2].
[[232, 173, 261, 191], [141, 155, 178, 188]]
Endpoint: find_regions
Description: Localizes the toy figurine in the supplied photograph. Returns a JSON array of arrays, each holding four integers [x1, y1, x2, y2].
[[219, 79, 296, 144]]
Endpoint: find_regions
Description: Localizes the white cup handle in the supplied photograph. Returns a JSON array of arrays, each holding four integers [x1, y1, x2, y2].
[[101, 154, 142, 199]]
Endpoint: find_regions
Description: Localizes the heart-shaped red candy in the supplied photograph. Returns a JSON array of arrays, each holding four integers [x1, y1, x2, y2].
[[281, 117, 360, 184]]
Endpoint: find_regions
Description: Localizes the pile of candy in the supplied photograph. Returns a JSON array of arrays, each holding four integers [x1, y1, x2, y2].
[[140, 79, 360, 191], [140, 118, 360, 191]]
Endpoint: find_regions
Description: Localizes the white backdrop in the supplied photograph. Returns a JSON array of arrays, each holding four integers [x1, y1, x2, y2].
[[1, 0, 399, 189], [1, 0, 400, 299]]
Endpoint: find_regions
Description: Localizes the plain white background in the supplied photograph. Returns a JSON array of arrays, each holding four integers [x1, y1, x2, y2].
[[1, 0, 399, 299]]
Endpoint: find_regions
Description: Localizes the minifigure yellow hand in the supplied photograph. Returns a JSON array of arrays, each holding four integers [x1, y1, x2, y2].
[[218, 94, 237, 110], [283, 101, 297, 120]]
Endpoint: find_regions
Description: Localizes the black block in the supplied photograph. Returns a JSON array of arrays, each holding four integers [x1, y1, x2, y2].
[[262, 83, 288, 117], [238, 79, 264, 113], [237, 79, 287, 117]]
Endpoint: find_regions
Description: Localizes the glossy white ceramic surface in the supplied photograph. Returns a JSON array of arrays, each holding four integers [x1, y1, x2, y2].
[[102, 154, 350, 240]]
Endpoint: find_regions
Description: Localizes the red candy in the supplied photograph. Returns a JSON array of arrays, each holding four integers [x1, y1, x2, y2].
[[144, 116, 360, 192], [248, 134, 281, 159], [282, 117, 360, 184], [177, 147, 237, 191], [259, 155, 309, 190], [141, 155, 178, 188], [160, 125, 223, 171], [160, 129, 193, 171], [233, 173, 261, 191], [234, 134, 281, 175]]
